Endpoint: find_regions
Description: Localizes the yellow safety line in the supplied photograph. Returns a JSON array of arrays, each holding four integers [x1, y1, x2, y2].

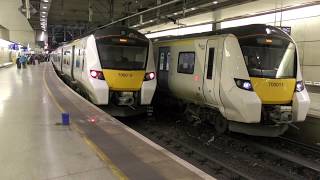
[[42, 64, 128, 180]]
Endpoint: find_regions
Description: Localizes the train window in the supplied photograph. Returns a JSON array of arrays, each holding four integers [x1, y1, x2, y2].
[[207, 48, 215, 79], [177, 52, 195, 74]]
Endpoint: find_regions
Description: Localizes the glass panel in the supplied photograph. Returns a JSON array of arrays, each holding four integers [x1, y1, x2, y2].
[[207, 48, 215, 79], [240, 37, 296, 78], [97, 44, 148, 70], [178, 52, 195, 74]]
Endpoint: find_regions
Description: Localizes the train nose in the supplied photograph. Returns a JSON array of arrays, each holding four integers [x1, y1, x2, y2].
[[114, 92, 135, 106]]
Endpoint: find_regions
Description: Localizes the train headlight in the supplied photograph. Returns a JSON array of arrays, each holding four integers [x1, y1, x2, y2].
[[90, 70, 105, 80], [234, 78, 253, 91], [296, 81, 304, 92], [144, 72, 155, 81]]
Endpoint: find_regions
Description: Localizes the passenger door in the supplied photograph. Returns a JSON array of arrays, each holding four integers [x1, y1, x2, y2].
[[203, 39, 218, 105], [157, 47, 171, 91]]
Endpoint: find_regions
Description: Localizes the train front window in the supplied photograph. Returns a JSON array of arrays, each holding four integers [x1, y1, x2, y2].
[[240, 37, 296, 78], [96, 38, 148, 70]]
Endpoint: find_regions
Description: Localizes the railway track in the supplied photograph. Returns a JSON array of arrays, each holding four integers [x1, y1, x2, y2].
[[121, 113, 319, 180], [227, 134, 320, 179]]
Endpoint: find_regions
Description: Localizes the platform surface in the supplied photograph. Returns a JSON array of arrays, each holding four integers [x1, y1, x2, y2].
[[0, 63, 213, 180], [0, 64, 119, 179]]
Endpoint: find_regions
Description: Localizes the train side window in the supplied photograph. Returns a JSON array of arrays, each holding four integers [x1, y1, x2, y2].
[[207, 48, 215, 79], [177, 52, 195, 74], [82, 49, 85, 71]]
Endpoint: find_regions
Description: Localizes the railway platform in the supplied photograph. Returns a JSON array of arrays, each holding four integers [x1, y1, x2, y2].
[[0, 63, 213, 179], [0, 62, 13, 69]]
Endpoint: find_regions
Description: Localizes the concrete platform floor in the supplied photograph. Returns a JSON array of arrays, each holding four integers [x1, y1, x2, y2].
[[0, 64, 118, 180]]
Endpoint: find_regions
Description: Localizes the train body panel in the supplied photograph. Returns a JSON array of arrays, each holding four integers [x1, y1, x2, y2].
[[153, 24, 310, 136], [219, 35, 262, 123], [51, 27, 156, 115]]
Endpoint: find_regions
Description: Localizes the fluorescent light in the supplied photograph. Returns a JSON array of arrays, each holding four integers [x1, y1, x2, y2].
[[221, 4, 320, 29], [43, 6, 47, 9], [43, 0, 49, 2], [213, 1, 218, 4], [42, 12, 46, 14], [146, 24, 212, 38], [42, 16, 45, 18]]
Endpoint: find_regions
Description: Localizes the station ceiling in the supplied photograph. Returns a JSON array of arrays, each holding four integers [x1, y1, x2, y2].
[[24, 0, 259, 47], [21, 0, 318, 50]]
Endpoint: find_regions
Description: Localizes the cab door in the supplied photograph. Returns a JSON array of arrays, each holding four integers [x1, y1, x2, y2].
[[203, 39, 218, 105], [157, 47, 171, 91]]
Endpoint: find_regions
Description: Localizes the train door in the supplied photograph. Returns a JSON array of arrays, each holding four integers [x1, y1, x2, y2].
[[158, 47, 170, 90], [71, 45, 75, 80], [203, 39, 218, 105], [60, 48, 63, 73], [73, 47, 82, 81]]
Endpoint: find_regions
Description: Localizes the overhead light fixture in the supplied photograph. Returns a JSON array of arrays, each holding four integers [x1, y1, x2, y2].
[[174, 12, 178, 15], [42, 16, 45, 18], [213, 1, 218, 4], [42, 12, 46, 14], [43, 0, 49, 2], [43, 6, 47, 9]]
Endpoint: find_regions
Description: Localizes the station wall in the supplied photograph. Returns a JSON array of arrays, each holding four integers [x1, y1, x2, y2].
[[0, 47, 10, 64], [281, 16, 320, 86]]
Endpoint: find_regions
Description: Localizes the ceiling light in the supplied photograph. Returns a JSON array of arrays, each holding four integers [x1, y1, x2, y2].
[[43, 0, 49, 2], [43, 6, 47, 9], [42, 12, 46, 14], [174, 12, 178, 15], [191, 8, 196, 10], [213, 1, 218, 4], [42, 16, 45, 18]]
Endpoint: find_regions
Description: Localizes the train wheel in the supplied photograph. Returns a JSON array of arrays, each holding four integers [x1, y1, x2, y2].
[[214, 115, 228, 134]]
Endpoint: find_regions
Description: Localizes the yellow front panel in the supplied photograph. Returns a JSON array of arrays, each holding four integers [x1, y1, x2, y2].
[[251, 77, 296, 104], [103, 69, 145, 91]]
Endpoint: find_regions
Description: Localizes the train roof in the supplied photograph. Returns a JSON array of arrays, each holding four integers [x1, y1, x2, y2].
[[52, 26, 148, 51], [153, 24, 293, 42], [93, 26, 148, 41]]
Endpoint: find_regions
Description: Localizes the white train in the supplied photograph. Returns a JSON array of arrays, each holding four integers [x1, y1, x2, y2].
[[51, 26, 157, 116], [153, 24, 310, 137]]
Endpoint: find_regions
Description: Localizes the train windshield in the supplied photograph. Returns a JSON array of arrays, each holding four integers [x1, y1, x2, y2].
[[239, 36, 296, 78], [96, 38, 148, 70]]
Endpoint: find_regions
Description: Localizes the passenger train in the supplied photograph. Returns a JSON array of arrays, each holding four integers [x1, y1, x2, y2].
[[51, 26, 156, 116], [153, 24, 310, 137]]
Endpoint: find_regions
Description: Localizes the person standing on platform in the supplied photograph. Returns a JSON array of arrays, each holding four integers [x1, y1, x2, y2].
[[16, 55, 21, 69], [29, 54, 35, 65], [19, 54, 28, 69]]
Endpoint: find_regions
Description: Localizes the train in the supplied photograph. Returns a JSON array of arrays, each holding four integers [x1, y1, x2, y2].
[[51, 26, 157, 116], [153, 24, 310, 137]]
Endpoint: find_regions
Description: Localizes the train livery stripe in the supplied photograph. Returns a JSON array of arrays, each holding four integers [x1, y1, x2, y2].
[[103, 69, 145, 91], [251, 77, 296, 104], [157, 39, 194, 47]]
